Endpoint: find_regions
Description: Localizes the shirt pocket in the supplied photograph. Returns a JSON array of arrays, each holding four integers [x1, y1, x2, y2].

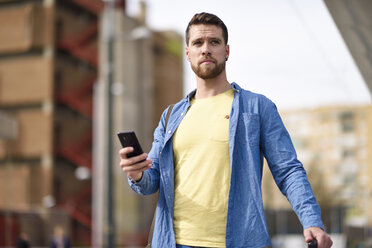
[[208, 113, 229, 142], [242, 113, 260, 146]]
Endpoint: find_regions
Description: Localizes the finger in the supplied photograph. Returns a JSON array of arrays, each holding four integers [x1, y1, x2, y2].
[[120, 153, 148, 168], [303, 229, 314, 243], [127, 164, 151, 179], [317, 234, 333, 248], [123, 159, 152, 172], [121, 155, 151, 170], [119, 147, 134, 158], [328, 238, 333, 247], [127, 153, 149, 165]]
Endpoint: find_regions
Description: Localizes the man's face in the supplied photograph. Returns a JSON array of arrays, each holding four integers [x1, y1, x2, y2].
[[186, 24, 229, 80]]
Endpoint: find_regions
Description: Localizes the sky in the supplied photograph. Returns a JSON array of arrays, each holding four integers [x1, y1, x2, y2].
[[126, 0, 372, 110]]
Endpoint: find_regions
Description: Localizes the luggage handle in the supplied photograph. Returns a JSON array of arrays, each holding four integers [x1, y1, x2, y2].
[[308, 239, 317, 248]]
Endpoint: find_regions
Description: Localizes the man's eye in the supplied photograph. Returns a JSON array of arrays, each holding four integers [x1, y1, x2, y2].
[[211, 40, 220, 45], [193, 41, 202, 45]]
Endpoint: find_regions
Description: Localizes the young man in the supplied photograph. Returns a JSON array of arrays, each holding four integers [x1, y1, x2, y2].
[[119, 12, 333, 248]]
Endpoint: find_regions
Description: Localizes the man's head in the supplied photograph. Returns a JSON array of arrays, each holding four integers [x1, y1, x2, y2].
[[185, 13, 230, 80], [186, 12, 228, 46]]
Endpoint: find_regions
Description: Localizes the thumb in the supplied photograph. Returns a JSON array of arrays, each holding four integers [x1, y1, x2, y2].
[[303, 228, 315, 243]]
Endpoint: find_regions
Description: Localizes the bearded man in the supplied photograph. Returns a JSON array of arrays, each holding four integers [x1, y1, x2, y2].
[[119, 12, 333, 248]]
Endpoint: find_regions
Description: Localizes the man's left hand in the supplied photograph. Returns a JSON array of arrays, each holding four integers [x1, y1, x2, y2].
[[304, 227, 333, 248]]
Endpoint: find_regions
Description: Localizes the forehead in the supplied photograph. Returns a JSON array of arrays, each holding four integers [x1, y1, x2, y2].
[[188, 24, 223, 41]]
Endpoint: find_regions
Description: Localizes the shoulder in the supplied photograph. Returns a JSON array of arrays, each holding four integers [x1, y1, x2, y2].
[[242, 89, 270, 103], [232, 82, 271, 101], [232, 83, 275, 113]]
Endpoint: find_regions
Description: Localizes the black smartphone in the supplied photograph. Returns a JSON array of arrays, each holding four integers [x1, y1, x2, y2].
[[117, 131, 144, 158]]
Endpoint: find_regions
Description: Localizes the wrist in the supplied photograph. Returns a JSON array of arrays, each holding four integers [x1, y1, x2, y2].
[[128, 173, 143, 183]]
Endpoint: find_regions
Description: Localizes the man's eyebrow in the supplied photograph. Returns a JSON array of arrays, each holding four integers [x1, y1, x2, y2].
[[191, 37, 222, 42], [210, 37, 222, 42], [191, 36, 204, 41]]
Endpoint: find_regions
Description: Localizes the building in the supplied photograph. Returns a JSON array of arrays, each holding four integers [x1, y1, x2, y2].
[[92, 3, 183, 247], [324, 0, 372, 95], [0, 0, 102, 245], [263, 104, 372, 233], [324, 1, 372, 245], [0, 1, 183, 247]]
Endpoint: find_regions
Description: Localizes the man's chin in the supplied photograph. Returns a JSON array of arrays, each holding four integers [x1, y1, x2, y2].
[[199, 74, 220, 80], [192, 62, 225, 79], [199, 70, 213, 78]]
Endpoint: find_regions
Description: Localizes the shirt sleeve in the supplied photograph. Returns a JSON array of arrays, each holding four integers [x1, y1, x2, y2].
[[260, 98, 325, 230]]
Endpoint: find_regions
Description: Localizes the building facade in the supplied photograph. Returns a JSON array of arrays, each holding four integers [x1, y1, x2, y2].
[[263, 104, 372, 230]]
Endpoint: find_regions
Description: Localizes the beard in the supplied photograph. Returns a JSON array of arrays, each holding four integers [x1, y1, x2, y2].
[[191, 58, 226, 79]]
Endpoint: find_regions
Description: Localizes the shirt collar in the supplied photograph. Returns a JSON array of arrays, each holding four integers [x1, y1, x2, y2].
[[231, 82, 241, 92], [186, 82, 241, 103]]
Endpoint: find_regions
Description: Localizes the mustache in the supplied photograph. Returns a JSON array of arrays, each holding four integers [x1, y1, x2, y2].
[[198, 56, 217, 65]]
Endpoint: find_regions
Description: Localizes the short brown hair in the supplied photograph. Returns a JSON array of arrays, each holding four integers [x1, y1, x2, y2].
[[185, 12, 228, 45]]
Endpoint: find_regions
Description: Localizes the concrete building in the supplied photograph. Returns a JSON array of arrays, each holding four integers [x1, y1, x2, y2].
[[93, 4, 183, 247], [324, 1, 372, 245], [0, 0, 101, 245], [262, 104, 372, 231], [324, 0, 372, 95], [0, 1, 183, 247]]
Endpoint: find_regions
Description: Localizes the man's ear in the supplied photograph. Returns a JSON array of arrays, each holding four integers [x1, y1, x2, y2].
[[225, 44, 230, 61], [185, 46, 190, 62]]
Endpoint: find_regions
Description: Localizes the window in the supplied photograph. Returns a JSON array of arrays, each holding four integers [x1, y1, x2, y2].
[[339, 111, 354, 132]]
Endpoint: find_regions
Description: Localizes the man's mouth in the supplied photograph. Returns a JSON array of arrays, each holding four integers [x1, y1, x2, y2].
[[200, 59, 215, 65]]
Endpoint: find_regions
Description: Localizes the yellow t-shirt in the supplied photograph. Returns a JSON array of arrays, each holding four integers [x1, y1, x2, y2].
[[173, 88, 234, 247]]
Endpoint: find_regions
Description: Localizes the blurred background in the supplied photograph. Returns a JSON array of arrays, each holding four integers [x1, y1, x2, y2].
[[0, 0, 371, 247]]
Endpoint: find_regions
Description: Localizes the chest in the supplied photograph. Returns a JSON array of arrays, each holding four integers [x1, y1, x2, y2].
[[174, 98, 232, 148]]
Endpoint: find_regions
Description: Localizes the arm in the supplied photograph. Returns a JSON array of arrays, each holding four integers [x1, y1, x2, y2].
[[260, 99, 324, 229], [119, 106, 170, 195], [260, 99, 332, 247]]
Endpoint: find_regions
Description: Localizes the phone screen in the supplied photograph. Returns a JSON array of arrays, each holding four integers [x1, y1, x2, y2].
[[117, 131, 144, 158]]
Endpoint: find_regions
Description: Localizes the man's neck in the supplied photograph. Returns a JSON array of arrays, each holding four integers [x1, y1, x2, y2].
[[194, 73, 231, 99]]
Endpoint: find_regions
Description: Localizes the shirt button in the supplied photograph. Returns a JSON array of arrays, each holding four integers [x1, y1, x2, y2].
[[181, 112, 184, 116], [168, 130, 171, 134]]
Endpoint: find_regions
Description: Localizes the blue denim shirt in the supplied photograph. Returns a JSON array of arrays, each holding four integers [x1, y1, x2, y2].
[[129, 83, 324, 248]]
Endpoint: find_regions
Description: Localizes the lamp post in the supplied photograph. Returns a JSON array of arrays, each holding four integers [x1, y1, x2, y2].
[[102, 1, 115, 247], [100, 1, 151, 245]]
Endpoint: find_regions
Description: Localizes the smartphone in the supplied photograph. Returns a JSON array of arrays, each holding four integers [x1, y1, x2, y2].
[[117, 131, 144, 158]]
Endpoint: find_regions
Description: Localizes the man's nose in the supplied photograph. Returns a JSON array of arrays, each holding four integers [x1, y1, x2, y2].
[[201, 43, 211, 56]]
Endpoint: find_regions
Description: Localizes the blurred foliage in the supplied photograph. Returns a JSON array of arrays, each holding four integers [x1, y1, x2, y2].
[[166, 37, 183, 58]]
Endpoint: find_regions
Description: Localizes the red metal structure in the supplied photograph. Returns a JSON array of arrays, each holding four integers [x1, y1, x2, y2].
[[54, 0, 103, 244]]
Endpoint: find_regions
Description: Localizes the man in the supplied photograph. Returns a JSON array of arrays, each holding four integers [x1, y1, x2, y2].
[[16, 232, 31, 248], [50, 226, 71, 248], [119, 12, 333, 248]]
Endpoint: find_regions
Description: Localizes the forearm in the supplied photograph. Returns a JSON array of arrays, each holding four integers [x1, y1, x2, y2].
[[129, 168, 160, 195], [283, 166, 324, 230]]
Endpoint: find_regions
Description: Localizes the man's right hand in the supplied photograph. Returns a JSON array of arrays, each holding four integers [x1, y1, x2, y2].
[[119, 147, 152, 182]]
